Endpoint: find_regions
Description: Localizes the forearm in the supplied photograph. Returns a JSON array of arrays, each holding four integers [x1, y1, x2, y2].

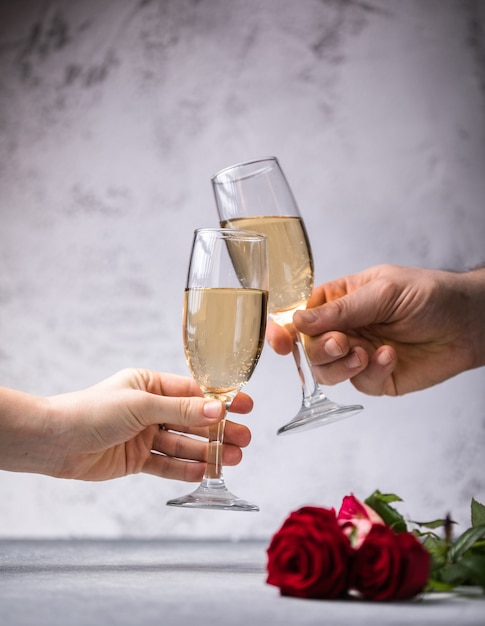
[[462, 266, 485, 369], [0, 387, 56, 475]]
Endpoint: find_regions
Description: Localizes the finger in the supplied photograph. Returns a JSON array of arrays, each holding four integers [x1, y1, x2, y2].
[[153, 429, 208, 462], [349, 346, 398, 396], [144, 432, 246, 482], [266, 320, 293, 355], [228, 392, 254, 414], [143, 453, 206, 482], [146, 371, 204, 397], [157, 420, 252, 448], [143, 442, 245, 482], [302, 331, 353, 365], [105, 369, 204, 398], [135, 370, 253, 415], [154, 429, 246, 466], [311, 346, 370, 386], [221, 420, 252, 447]]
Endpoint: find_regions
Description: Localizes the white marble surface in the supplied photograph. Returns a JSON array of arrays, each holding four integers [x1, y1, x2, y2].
[[0, 0, 484, 540]]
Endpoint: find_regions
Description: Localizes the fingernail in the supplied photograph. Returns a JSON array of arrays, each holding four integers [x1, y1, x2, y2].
[[325, 337, 344, 357], [345, 350, 362, 369], [203, 400, 223, 419]]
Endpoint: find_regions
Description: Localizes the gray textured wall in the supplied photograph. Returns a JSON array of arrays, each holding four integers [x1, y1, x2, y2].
[[0, 0, 484, 538]]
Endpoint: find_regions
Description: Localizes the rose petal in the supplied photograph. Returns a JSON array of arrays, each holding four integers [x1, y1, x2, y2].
[[337, 494, 384, 525]]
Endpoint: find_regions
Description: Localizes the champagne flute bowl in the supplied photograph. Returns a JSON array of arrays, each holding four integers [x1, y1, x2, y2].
[[166, 228, 268, 511], [212, 156, 363, 435]]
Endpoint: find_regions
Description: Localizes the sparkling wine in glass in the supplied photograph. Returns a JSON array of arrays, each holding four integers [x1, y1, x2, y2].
[[166, 228, 268, 511], [212, 156, 363, 435]]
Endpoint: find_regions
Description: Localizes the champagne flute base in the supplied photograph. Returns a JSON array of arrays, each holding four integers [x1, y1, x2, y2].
[[166, 478, 259, 512], [277, 393, 363, 436]]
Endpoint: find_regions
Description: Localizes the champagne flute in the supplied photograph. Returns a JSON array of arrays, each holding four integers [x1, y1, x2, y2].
[[166, 228, 268, 511], [212, 156, 363, 436]]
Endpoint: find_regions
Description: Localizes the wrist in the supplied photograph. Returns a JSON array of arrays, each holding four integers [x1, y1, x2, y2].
[[464, 267, 485, 369], [0, 387, 56, 475], [450, 268, 485, 369]]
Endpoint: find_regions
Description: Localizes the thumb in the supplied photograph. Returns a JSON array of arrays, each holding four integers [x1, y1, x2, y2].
[[294, 283, 382, 336], [130, 392, 225, 430]]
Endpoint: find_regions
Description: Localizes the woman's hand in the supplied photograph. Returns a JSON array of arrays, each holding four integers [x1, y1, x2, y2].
[[0, 368, 253, 482]]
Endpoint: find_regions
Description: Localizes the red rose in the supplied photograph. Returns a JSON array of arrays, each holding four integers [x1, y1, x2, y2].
[[266, 506, 352, 599], [350, 524, 430, 601], [391, 531, 431, 600]]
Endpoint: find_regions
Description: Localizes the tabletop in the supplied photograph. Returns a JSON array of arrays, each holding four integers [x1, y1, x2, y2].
[[0, 539, 484, 626]]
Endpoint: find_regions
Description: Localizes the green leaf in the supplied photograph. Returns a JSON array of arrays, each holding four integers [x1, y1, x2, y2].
[[438, 562, 471, 586], [423, 534, 448, 557], [367, 491, 403, 504], [471, 498, 485, 528], [456, 554, 485, 589], [470, 540, 485, 553], [413, 528, 442, 541], [424, 535, 450, 574], [365, 490, 407, 533], [425, 578, 457, 593], [449, 524, 485, 562], [436, 555, 485, 589], [412, 518, 454, 530]]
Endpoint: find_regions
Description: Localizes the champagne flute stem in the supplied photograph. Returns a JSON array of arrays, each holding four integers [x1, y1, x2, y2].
[[204, 417, 226, 480], [291, 332, 325, 407]]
